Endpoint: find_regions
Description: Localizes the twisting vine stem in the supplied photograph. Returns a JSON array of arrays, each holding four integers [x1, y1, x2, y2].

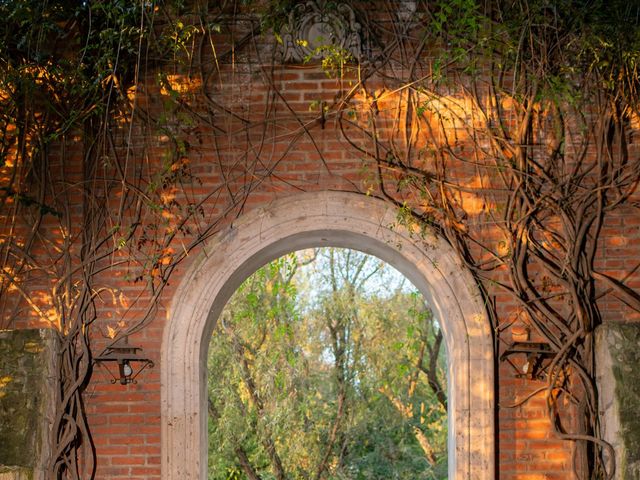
[[0, 2, 274, 478], [1, 1, 640, 479], [324, 2, 640, 478]]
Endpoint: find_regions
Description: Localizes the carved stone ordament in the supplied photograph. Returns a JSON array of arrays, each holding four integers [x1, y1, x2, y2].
[[280, 1, 362, 63]]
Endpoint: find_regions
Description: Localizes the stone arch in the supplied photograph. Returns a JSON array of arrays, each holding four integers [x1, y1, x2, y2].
[[161, 191, 494, 479]]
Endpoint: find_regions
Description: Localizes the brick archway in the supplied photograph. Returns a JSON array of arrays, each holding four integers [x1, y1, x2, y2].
[[161, 191, 495, 479]]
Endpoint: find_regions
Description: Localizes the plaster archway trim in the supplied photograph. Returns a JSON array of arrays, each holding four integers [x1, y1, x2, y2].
[[161, 191, 494, 479]]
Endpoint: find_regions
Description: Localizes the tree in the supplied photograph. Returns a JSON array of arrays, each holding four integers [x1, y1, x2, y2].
[[207, 248, 447, 480]]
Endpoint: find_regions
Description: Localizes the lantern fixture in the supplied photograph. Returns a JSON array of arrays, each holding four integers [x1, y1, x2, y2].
[[94, 336, 154, 385]]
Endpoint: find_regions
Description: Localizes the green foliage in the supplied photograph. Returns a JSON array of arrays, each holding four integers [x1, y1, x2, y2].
[[207, 248, 447, 480], [304, 43, 354, 78], [419, 0, 640, 102], [0, 3, 222, 477], [428, 0, 481, 73], [0, 0, 203, 155], [255, 0, 298, 34], [0, 0, 148, 124]]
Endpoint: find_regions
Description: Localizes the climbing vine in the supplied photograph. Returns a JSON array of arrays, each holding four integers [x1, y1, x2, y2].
[[1, 1, 639, 479], [325, 2, 640, 479], [0, 1, 270, 478]]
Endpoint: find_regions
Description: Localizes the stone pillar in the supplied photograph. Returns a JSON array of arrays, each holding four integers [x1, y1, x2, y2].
[[0, 467, 31, 480], [596, 323, 640, 480], [0, 329, 58, 480]]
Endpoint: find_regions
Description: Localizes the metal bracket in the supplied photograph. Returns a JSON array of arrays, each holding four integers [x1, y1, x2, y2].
[[500, 341, 555, 379], [94, 336, 154, 385]]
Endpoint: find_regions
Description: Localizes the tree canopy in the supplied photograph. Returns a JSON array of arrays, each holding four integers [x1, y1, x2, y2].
[[207, 248, 447, 480]]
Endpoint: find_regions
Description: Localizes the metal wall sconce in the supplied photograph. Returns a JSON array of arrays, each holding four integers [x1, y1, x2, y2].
[[94, 336, 154, 385], [500, 341, 554, 380]]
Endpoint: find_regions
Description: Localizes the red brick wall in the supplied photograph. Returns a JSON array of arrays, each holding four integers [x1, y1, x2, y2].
[[4, 7, 640, 479], [79, 65, 552, 479]]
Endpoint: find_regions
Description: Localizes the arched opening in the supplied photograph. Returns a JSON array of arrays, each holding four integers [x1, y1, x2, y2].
[[207, 247, 449, 478], [161, 191, 494, 479]]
